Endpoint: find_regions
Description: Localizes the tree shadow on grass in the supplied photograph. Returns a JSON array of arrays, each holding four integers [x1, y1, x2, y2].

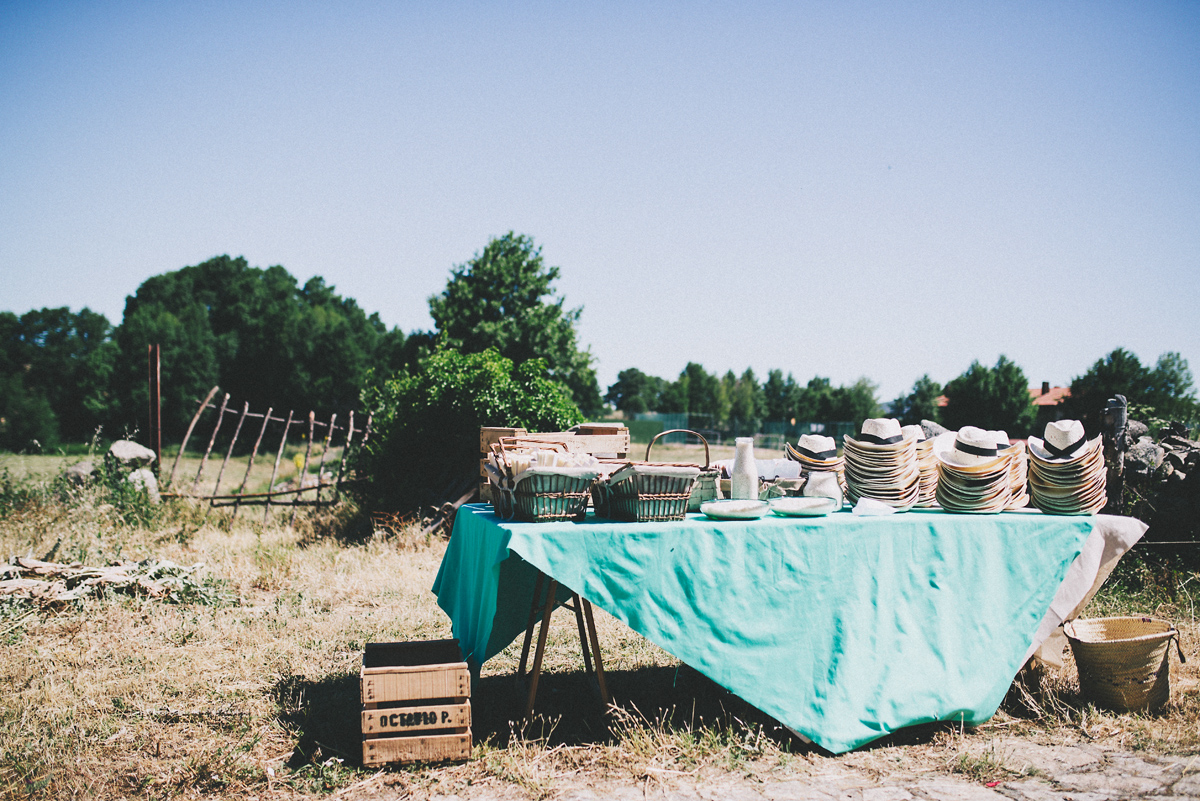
[[473, 662, 815, 751], [272, 662, 967, 769]]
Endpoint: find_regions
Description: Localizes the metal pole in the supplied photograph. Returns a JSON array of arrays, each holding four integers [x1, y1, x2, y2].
[[148, 344, 162, 474]]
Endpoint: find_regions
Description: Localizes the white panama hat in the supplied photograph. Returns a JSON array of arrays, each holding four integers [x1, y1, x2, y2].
[[901, 425, 927, 443], [934, 427, 1007, 468], [794, 434, 838, 461], [1028, 420, 1099, 463], [846, 418, 906, 449]]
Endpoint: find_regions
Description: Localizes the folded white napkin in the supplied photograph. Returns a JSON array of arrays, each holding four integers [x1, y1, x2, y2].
[[609, 464, 701, 485], [852, 498, 896, 516]]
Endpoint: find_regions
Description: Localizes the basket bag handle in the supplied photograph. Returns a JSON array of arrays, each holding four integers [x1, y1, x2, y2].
[[1171, 626, 1187, 664], [645, 429, 711, 469]]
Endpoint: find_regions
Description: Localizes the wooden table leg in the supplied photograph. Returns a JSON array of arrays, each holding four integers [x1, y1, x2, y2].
[[517, 571, 545, 682], [581, 598, 610, 706], [523, 578, 557, 719], [572, 592, 595, 676]]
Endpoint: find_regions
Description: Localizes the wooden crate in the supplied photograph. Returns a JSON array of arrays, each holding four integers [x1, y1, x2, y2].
[[361, 639, 471, 766], [479, 426, 631, 503]]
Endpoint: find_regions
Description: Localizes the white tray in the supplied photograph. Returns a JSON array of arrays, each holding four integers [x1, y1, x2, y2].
[[699, 500, 770, 520], [768, 497, 841, 517]]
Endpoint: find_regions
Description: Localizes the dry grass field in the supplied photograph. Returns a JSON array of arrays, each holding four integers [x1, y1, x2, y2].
[[1, 450, 1198, 800]]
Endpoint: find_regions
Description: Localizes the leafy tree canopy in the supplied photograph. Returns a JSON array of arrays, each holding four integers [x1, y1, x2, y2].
[[726, 368, 765, 433], [604, 368, 667, 415], [941, 355, 1035, 435], [428, 233, 602, 417], [890, 374, 942, 427], [1068, 348, 1198, 428], [114, 255, 404, 441], [0, 307, 117, 443], [356, 347, 582, 513]]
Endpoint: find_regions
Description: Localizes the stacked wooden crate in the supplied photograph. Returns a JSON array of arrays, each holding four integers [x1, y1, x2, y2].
[[361, 640, 471, 766], [479, 424, 631, 502]]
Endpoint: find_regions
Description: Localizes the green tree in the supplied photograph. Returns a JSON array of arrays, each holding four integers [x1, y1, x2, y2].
[[1147, 352, 1199, 422], [428, 232, 602, 417], [890, 374, 943, 426], [0, 307, 117, 443], [356, 347, 582, 512], [1068, 348, 1198, 428], [114, 256, 401, 441], [831, 377, 883, 423], [0, 371, 59, 451], [670, 363, 727, 426], [763, 370, 803, 421], [795, 377, 836, 421], [727, 368, 765, 434], [605, 368, 667, 415], [942, 356, 1035, 435]]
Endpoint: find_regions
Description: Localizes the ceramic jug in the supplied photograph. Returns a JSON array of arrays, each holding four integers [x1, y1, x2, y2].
[[731, 437, 759, 500]]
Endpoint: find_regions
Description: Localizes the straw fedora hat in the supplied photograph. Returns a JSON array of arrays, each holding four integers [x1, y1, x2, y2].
[[794, 434, 838, 461], [901, 425, 927, 443], [1028, 420, 1101, 463], [845, 418, 906, 450], [934, 427, 1008, 469]]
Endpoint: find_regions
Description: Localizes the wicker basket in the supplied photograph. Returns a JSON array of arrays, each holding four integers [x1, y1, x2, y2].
[[641, 429, 720, 512], [1064, 616, 1186, 712], [593, 465, 699, 522], [511, 471, 595, 522]]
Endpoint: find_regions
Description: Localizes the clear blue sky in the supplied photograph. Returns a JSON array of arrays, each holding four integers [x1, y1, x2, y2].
[[2, 1, 1197, 404]]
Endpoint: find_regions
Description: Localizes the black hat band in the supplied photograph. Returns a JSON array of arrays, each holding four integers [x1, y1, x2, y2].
[[799, 446, 837, 461], [955, 440, 997, 458], [857, 433, 903, 445]]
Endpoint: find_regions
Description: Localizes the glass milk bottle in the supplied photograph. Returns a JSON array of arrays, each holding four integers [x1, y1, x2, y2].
[[731, 437, 759, 500]]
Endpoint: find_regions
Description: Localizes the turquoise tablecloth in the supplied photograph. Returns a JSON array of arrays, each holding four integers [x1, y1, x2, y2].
[[433, 504, 1097, 753]]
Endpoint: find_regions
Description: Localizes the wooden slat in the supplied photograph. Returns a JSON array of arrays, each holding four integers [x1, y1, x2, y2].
[[362, 702, 470, 735], [480, 427, 526, 453], [362, 732, 470, 766], [361, 666, 470, 704]]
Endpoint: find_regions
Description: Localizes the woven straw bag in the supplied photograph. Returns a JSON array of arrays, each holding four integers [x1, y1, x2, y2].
[[1064, 616, 1187, 712]]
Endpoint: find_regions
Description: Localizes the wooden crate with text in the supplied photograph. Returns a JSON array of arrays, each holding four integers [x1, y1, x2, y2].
[[361, 639, 471, 766]]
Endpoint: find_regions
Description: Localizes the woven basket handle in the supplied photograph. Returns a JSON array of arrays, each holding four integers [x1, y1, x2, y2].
[[1172, 629, 1187, 664], [646, 429, 710, 469]]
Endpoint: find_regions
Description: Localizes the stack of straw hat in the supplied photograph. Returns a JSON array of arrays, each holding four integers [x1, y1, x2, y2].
[[903, 424, 938, 507], [785, 433, 846, 494], [1027, 420, 1106, 515], [933, 427, 1013, 513], [842, 419, 920, 511], [993, 431, 1030, 510]]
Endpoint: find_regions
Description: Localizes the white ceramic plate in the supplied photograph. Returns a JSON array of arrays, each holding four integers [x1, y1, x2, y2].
[[700, 499, 770, 520], [768, 496, 841, 517]]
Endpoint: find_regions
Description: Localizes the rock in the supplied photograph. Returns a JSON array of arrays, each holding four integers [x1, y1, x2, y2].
[[108, 440, 156, 467], [1126, 420, 1149, 442], [1125, 437, 1164, 478], [126, 468, 161, 503], [921, 420, 948, 439], [65, 461, 96, 486]]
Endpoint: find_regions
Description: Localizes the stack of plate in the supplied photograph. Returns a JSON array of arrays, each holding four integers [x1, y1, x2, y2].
[[903, 425, 939, 508], [842, 419, 920, 511], [785, 434, 846, 495], [1027, 420, 1106, 515], [996, 436, 1030, 510], [933, 428, 1012, 514]]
